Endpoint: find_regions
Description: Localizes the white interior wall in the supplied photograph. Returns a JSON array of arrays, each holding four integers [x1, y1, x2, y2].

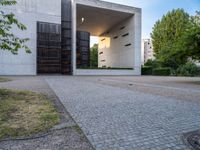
[[0, 0, 61, 75], [98, 16, 135, 68]]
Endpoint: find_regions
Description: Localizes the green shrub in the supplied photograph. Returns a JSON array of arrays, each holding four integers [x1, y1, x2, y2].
[[152, 67, 171, 76], [142, 66, 153, 75], [176, 62, 200, 77], [144, 59, 161, 68]]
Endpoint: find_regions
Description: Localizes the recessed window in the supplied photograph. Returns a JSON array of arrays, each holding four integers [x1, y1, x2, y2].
[[120, 26, 125, 30], [113, 36, 118, 39], [125, 43, 131, 47], [122, 33, 129, 37], [101, 38, 105, 41], [101, 60, 106, 62], [99, 52, 103, 55]]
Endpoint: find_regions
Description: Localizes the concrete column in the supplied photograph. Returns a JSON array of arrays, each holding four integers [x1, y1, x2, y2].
[[72, 0, 77, 75], [134, 11, 142, 75]]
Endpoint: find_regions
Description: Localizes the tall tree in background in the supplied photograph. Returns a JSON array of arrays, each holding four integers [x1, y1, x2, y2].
[[90, 44, 98, 67], [151, 9, 190, 69], [181, 11, 200, 61], [0, 0, 30, 54]]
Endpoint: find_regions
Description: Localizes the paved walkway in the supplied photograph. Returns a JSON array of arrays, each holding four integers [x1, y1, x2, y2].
[[45, 76, 200, 150]]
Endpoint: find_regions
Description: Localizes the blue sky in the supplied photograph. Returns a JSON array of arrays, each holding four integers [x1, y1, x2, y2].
[[91, 0, 200, 46]]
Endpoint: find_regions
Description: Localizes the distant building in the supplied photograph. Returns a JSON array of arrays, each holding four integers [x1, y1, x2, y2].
[[142, 39, 154, 64]]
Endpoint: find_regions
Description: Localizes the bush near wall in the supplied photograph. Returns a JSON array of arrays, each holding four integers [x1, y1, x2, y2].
[[144, 59, 161, 68], [176, 62, 200, 77], [141, 66, 153, 75], [152, 68, 171, 76]]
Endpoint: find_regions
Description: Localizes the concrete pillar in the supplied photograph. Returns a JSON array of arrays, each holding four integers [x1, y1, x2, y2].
[[134, 11, 142, 75], [72, 0, 77, 75]]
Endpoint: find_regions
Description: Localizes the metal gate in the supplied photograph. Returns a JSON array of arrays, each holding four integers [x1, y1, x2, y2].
[[37, 22, 61, 74]]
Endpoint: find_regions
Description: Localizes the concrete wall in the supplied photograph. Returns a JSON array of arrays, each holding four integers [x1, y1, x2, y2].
[[0, 0, 141, 76], [0, 0, 61, 75], [98, 11, 141, 76], [75, 69, 137, 76], [75, 0, 141, 75], [98, 16, 135, 69]]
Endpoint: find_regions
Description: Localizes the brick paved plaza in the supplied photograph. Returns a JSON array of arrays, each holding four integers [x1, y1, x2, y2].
[[45, 76, 200, 150]]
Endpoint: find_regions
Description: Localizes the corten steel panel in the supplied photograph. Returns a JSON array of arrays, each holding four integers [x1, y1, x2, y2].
[[37, 22, 61, 74], [61, 0, 72, 74], [76, 31, 90, 68]]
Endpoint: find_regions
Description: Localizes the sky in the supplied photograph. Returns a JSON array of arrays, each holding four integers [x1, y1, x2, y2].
[[90, 0, 200, 47]]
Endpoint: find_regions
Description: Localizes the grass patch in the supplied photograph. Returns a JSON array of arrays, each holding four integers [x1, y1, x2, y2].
[[0, 89, 59, 140], [70, 125, 85, 140], [0, 77, 11, 82], [78, 67, 134, 70], [71, 125, 83, 136]]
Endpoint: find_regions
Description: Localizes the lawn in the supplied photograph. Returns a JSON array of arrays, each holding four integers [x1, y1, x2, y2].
[[0, 77, 11, 82], [0, 89, 59, 140], [78, 67, 134, 70]]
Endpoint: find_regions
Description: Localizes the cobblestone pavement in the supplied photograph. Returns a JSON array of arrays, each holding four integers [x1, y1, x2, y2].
[[45, 76, 200, 150]]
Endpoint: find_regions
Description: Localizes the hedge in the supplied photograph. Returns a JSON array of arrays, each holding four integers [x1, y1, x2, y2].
[[141, 66, 153, 75], [152, 68, 171, 76], [176, 62, 200, 77]]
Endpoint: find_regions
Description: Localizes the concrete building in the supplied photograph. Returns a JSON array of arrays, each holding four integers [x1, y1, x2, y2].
[[0, 0, 142, 75], [142, 39, 154, 64]]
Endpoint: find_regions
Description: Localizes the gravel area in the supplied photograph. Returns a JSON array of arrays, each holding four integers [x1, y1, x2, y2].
[[45, 76, 200, 150], [0, 127, 93, 150], [0, 76, 94, 150]]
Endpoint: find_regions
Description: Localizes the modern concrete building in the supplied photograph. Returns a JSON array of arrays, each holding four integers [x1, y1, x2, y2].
[[142, 39, 154, 64], [0, 0, 142, 75]]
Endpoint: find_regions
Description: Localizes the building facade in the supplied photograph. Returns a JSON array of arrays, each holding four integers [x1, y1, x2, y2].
[[0, 0, 142, 75], [142, 39, 154, 64]]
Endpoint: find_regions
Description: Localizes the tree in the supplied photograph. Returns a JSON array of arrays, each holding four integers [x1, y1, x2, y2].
[[151, 9, 190, 69], [0, 0, 30, 54], [181, 11, 200, 61], [90, 44, 98, 67]]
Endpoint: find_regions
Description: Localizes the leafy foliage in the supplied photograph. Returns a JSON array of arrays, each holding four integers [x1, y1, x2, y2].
[[176, 62, 200, 77], [144, 59, 161, 68], [0, 0, 30, 54], [141, 66, 153, 75], [90, 44, 98, 67], [152, 68, 171, 76], [180, 11, 200, 61], [151, 9, 190, 69], [151, 9, 200, 77]]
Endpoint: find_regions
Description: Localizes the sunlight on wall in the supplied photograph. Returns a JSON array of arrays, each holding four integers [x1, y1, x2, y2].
[[98, 37, 111, 49]]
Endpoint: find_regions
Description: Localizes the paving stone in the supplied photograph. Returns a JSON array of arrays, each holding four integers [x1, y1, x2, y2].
[[45, 76, 200, 150]]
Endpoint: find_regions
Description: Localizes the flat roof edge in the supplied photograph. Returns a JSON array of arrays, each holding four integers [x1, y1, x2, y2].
[[75, 0, 141, 14]]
